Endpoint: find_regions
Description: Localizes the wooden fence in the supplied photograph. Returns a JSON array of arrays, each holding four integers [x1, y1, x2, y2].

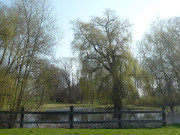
[[0, 106, 166, 128]]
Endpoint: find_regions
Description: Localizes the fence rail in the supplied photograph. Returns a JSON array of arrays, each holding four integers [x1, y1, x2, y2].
[[0, 110, 164, 115], [0, 106, 166, 128]]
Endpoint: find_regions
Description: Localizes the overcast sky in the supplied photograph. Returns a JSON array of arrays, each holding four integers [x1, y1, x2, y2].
[[50, 0, 180, 58]]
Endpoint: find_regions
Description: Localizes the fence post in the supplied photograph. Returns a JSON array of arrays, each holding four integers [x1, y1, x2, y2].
[[118, 106, 122, 128], [20, 107, 24, 128], [162, 106, 166, 126], [69, 106, 74, 129]]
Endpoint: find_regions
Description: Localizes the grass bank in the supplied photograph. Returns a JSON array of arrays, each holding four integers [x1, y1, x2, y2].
[[0, 124, 180, 135], [39, 103, 160, 111], [38, 103, 113, 111]]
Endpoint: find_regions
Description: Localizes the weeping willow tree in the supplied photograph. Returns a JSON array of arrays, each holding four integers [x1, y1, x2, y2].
[[72, 9, 140, 109]]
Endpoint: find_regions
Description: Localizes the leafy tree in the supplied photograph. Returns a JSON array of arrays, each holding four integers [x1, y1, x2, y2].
[[72, 9, 139, 109], [29, 58, 62, 109], [138, 17, 180, 112], [0, 0, 59, 113]]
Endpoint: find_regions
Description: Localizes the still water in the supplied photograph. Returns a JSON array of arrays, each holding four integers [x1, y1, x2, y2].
[[22, 108, 163, 128]]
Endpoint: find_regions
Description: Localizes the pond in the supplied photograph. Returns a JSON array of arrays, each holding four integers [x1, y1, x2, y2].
[[22, 107, 163, 128]]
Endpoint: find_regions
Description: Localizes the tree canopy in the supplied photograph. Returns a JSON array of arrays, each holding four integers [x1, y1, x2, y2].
[[72, 9, 140, 109], [138, 17, 180, 112], [0, 0, 59, 111]]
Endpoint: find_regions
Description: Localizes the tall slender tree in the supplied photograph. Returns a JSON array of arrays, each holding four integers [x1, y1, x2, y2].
[[0, 0, 59, 112]]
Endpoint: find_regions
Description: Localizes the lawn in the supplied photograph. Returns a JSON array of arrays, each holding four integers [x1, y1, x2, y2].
[[0, 125, 180, 135], [38, 103, 113, 111], [39, 103, 160, 111]]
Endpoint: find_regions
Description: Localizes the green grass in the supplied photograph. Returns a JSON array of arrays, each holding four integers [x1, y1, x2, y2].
[[125, 105, 161, 110], [0, 124, 180, 135], [38, 103, 113, 111], [39, 103, 162, 111]]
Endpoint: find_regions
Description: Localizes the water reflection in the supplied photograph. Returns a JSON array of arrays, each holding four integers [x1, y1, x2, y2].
[[22, 108, 162, 128]]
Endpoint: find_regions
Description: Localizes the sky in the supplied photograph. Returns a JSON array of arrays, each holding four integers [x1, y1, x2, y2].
[[1, 0, 180, 58], [51, 0, 180, 58]]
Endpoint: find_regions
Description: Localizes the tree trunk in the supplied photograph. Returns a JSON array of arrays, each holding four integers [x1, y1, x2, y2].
[[8, 113, 17, 128], [112, 74, 122, 111], [112, 78, 123, 118], [170, 103, 174, 114], [68, 83, 72, 103]]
